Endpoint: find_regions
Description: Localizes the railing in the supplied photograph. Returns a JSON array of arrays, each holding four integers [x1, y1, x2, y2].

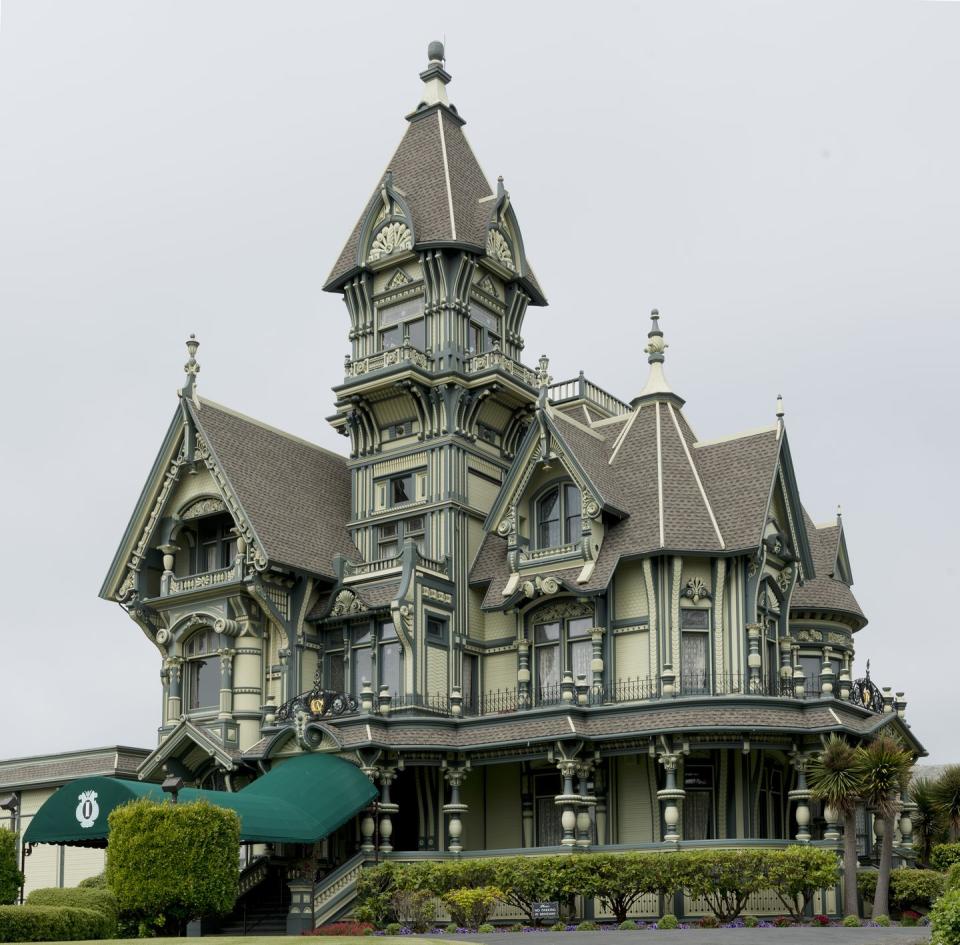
[[416, 549, 449, 577], [548, 374, 631, 417], [465, 350, 538, 387], [312, 853, 372, 926], [237, 855, 271, 898], [166, 557, 243, 594], [343, 554, 402, 578], [344, 344, 430, 379]]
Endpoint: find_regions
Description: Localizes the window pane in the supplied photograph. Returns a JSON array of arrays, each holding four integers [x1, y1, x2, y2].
[[380, 325, 402, 350], [379, 522, 398, 538], [681, 631, 708, 693], [567, 617, 593, 638], [189, 656, 221, 710], [407, 515, 425, 533], [534, 622, 560, 643], [536, 644, 560, 698], [680, 609, 710, 630], [352, 646, 372, 694], [684, 791, 712, 841], [380, 620, 398, 640], [468, 323, 482, 354], [536, 796, 563, 847], [222, 538, 237, 567], [462, 654, 478, 713], [392, 475, 412, 504], [353, 625, 372, 646], [380, 641, 401, 696], [569, 639, 592, 682], [471, 306, 499, 332], [407, 319, 425, 350], [536, 488, 560, 548], [485, 333, 500, 353], [427, 618, 444, 639], [378, 540, 399, 558], [564, 511, 581, 543], [327, 652, 345, 692], [379, 298, 423, 328]]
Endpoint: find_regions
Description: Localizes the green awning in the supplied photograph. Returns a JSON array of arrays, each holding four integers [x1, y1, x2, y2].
[[23, 753, 377, 846]]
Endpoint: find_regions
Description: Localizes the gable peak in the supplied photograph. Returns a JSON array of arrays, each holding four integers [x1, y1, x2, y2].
[[178, 334, 201, 405], [631, 310, 684, 408]]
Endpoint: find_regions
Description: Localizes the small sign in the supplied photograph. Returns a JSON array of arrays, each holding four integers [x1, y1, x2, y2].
[[532, 902, 559, 921], [75, 790, 100, 829]]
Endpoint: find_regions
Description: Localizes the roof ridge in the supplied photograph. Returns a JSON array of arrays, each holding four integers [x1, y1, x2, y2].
[[436, 110, 457, 240], [693, 424, 778, 449], [655, 402, 665, 548], [198, 397, 348, 464], [609, 405, 641, 464], [548, 404, 605, 441]]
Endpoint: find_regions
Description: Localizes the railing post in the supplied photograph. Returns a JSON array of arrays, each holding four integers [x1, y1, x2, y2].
[[591, 629, 605, 696], [820, 648, 835, 696], [746, 624, 762, 692], [517, 639, 531, 709]]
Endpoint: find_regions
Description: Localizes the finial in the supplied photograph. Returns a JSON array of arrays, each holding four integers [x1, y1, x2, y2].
[[775, 393, 784, 419], [535, 354, 552, 390], [836, 503, 842, 521], [180, 334, 200, 404], [419, 40, 451, 108], [644, 309, 668, 364]]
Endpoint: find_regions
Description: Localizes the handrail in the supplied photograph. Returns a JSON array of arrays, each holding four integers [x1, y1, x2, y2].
[[345, 344, 430, 380], [312, 852, 373, 926]]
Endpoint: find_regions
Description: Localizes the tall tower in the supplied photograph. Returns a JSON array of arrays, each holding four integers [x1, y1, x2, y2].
[[322, 42, 548, 696]]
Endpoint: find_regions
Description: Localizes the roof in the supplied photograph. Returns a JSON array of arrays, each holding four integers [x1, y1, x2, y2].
[[324, 104, 544, 302], [791, 510, 865, 625], [0, 746, 150, 792], [191, 399, 360, 579]]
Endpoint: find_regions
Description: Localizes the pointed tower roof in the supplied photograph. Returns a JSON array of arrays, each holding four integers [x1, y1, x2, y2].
[[631, 310, 684, 408], [324, 42, 546, 304]]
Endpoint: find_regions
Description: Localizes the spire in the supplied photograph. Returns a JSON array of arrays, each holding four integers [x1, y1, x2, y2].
[[419, 40, 451, 108], [776, 393, 784, 435], [179, 333, 200, 405], [632, 310, 682, 406]]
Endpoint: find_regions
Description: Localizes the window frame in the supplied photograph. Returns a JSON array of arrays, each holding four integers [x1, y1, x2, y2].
[[532, 481, 583, 551], [184, 628, 222, 713], [531, 610, 595, 704], [189, 513, 237, 575], [466, 303, 501, 355], [680, 607, 711, 694], [376, 514, 426, 558], [377, 295, 426, 353]]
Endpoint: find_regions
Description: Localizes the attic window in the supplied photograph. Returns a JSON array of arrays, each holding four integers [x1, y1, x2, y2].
[[535, 483, 581, 549], [184, 513, 237, 575]]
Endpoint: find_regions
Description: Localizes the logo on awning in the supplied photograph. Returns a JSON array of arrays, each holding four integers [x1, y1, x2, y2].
[[75, 790, 100, 829]]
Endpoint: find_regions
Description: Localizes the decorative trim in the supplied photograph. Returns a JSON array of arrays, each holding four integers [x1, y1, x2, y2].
[[180, 496, 227, 520], [682, 577, 711, 603], [368, 222, 413, 262], [486, 228, 515, 271]]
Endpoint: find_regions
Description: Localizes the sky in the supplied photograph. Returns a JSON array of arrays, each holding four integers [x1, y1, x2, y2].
[[0, 1, 957, 764]]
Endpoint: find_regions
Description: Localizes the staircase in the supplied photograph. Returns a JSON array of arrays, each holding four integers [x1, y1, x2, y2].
[[215, 858, 291, 936], [311, 853, 374, 927]]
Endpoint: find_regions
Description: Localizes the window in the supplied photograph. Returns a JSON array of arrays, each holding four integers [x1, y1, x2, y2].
[[379, 621, 401, 698], [799, 653, 841, 695], [683, 765, 714, 840], [378, 297, 425, 352], [351, 625, 373, 695], [532, 610, 595, 703], [324, 630, 345, 692], [391, 473, 413, 505], [467, 304, 501, 354], [534, 771, 562, 847], [534, 483, 582, 550], [185, 629, 221, 711], [680, 609, 710, 694], [189, 513, 237, 574], [348, 622, 401, 698], [427, 616, 446, 641], [462, 653, 479, 714], [377, 515, 425, 558]]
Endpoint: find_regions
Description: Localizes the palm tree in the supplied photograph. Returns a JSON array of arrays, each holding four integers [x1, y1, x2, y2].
[[808, 735, 862, 918], [853, 735, 913, 919], [931, 766, 960, 841], [907, 776, 945, 867]]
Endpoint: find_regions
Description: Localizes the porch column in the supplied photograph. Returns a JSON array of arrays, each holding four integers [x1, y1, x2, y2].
[[218, 648, 235, 720], [359, 764, 378, 854], [166, 657, 183, 720], [575, 761, 595, 848], [555, 761, 579, 848], [789, 753, 812, 843], [746, 624, 762, 692], [517, 639, 531, 709], [594, 762, 608, 846], [378, 768, 398, 853], [443, 766, 469, 854], [159, 543, 179, 596], [657, 752, 684, 843], [591, 629, 605, 695], [521, 765, 534, 848]]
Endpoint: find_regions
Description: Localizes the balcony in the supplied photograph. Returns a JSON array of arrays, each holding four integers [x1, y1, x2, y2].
[[464, 349, 538, 387], [164, 557, 244, 596], [344, 343, 430, 380]]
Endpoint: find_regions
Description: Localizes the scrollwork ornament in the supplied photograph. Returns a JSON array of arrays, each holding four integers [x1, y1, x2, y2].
[[682, 577, 711, 603], [583, 497, 601, 520], [486, 229, 515, 271], [367, 222, 413, 262]]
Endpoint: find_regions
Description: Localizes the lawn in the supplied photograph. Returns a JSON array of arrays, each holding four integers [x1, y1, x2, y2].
[[36, 940, 437, 945]]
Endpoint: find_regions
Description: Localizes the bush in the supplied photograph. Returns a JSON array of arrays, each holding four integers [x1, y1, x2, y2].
[[507, 923, 523, 932], [860, 868, 945, 912], [842, 914, 861, 927], [78, 873, 109, 890], [572, 852, 682, 925], [949, 865, 960, 894], [445, 923, 459, 933], [772, 916, 792, 927], [549, 922, 565, 931], [931, 890, 960, 945], [26, 887, 118, 932], [106, 797, 240, 936], [657, 915, 678, 929], [390, 889, 435, 933], [933, 844, 960, 872], [618, 920, 638, 930], [743, 915, 759, 927], [0, 904, 113, 942], [0, 832, 22, 906], [577, 920, 599, 930], [442, 887, 502, 929], [698, 915, 719, 928], [477, 923, 495, 933], [306, 921, 376, 935], [384, 922, 401, 935], [765, 846, 838, 921], [873, 914, 891, 926], [812, 914, 830, 926], [682, 849, 768, 923]]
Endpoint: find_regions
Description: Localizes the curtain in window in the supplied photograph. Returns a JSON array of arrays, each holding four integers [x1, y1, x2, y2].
[[536, 645, 560, 700], [683, 792, 712, 840], [681, 632, 708, 693], [353, 647, 372, 695], [380, 642, 401, 697], [462, 654, 478, 713], [536, 489, 560, 548], [188, 656, 221, 710], [327, 653, 345, 692], [563, 483, 581, 542], [569, 639, 592, 684]]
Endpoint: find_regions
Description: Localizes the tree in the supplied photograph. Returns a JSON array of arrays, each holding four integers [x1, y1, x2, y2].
[[808, 734, 862, 918], [932, 767, 960, 841], [908, 776, 946, 867], [765, 846, 838, 921], [573, 853, 665, 925], [106, 798, 240, 935], [853, 735, 913, 920], [0, 830, 23, 906]]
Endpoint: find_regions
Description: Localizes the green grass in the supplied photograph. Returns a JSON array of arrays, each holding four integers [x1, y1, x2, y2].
[[36, 939, 444, 945]]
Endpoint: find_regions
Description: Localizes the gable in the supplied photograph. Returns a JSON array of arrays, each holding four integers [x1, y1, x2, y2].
[[763, 432, 816, 581]]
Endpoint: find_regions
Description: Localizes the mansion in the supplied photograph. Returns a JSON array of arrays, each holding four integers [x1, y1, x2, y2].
[[2, 42, 923, 927]]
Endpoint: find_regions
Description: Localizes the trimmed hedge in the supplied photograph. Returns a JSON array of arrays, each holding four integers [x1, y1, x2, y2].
[[355, 848, 839, 925], [858, 868, 945, 912], [0, 832, 22, 906], [78, 874, 109, 890], [933, 844, 960, 872], [0, 904, 113, 942], [26, 887, 118, 932], [931, 889, 960, 945]]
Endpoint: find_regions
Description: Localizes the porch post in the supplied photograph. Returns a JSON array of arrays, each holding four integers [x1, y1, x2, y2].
[[575, 761, 595, 848], [521, 764, 534, 848], [594, 761, 608, 846], [517, 640, 531, 709], [556, 761, 579, 848], [378, 768, 398, 853], [218, 648, 235, 720], [166, 657, 183, 719], [789, 752, 812, 843], [746, 624, 762, 692], [657, 752, 684, 843], [443, 766, 469, 854]]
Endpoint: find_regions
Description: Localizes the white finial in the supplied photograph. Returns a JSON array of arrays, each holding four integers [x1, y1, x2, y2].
[[633, 309, 675, 403], [776, 393, 784, 419], [419, 40, 451, 107], [836, 504, 842, 521], [181, 334, 200, 404]]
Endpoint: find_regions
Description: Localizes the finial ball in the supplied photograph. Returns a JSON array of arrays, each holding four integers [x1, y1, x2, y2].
[[428, 40, 444, 62]]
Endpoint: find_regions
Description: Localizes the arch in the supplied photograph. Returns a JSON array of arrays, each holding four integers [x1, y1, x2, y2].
[[357, 172, 416, 269], [530, 478, 582, 550]]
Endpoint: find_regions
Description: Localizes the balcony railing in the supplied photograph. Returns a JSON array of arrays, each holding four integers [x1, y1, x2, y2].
[[548, 374, 632, 417], [464, 349, 538, 387], [166, 558, 243, 595], [344, 344, 430, 380]]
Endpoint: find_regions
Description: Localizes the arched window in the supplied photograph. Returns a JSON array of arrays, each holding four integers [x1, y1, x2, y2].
[[534, 482, 581, 549], [184, 629, 221, 711]]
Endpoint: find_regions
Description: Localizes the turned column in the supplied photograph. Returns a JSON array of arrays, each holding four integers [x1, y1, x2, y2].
[[517, 639, 531, 709], [746, 624, 762, 692], [591, 629, 605, 695], [377, 768, 398, 853], [657, 753, 684, 843], [443, 766, 469, 854], [359, 765, 379, 854], [555, 761, 580, 848], [218, 648, 235, 720], [166, 657, 183, 720], [575, 762, 595, 848], [789, 753, 812, 843]]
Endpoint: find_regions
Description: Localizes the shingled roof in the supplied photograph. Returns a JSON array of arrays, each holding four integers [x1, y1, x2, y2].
[[191, 400, 359, 579]]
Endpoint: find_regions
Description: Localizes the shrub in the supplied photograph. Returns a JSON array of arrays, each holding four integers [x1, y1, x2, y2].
[[106, 797, 240, 936], [442, 887, 502, 929], [577, 920, 599, 930], [549, 922, 565, 931], [681, 849, 768, 923], [933, 844, 960, 872], [26, 887, 118, 932], [931, 890, 960, 945], [445, 923, 459, 933], [812, 914, 830, 926], [306, 921, 376, 935], [78, 873, 109, 890], [873, 914, 891, 926], [618, 919, 638, 930], [842, 914, 861, 927], [0, 832, 22, 906], [742, 915, 759, 928], [698, 915, 719, 928], [486, 856, 571, 924], [507, 923, 523, 932], [0, 904, 113, 942], [657, 915, 678, 929], [949, 864, 960, 894], [765, 846, 838, 922], [390, 889, 435, 933], [772, 916, 792, 927], [859, 867, 945, 912], [477, 923, 495, 933], [384, 922, 401, 935], [572, 852, 681, 925]]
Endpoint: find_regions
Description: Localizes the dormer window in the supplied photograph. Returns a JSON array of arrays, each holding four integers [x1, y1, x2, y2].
[[535, 483, 581, 549], [179, 512, 237, 575], [378, 297, 425, 351]]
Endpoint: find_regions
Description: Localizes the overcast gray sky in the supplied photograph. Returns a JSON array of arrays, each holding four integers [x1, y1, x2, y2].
[[1, 1, 957, 764]]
